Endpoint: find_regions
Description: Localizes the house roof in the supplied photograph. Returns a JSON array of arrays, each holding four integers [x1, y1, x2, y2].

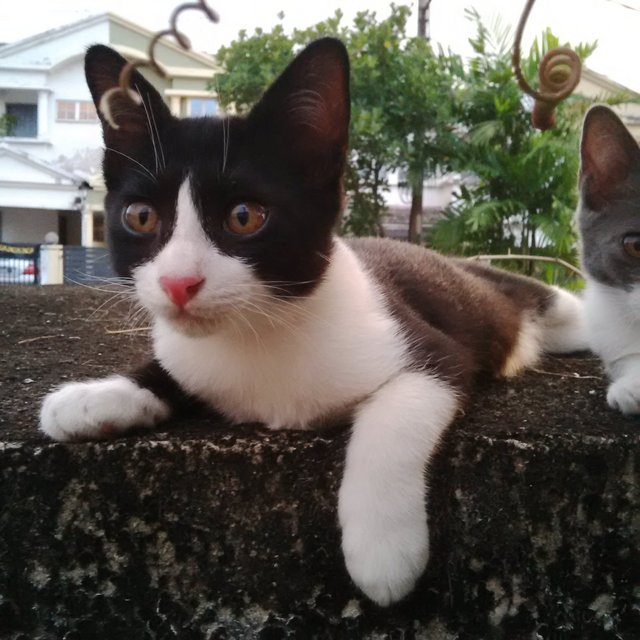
[[579, 67, 640, 100], [0, 144, 83, 186], [0, 12, 217, 70]]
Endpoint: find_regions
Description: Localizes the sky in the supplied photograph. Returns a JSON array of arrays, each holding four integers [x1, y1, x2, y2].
[[2, 0, 640, 91]]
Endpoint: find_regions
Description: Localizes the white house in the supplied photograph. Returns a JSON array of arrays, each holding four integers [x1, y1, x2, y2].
[[0, 13, 218, 248]]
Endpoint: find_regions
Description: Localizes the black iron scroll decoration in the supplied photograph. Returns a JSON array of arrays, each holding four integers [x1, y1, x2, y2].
[[512, 0, 581, 130], [99, 0, 220, 129]]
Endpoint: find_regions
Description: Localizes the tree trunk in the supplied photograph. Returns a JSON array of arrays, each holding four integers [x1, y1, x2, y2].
[[408, 169, 424, 244], [373, 165, 381, 236]]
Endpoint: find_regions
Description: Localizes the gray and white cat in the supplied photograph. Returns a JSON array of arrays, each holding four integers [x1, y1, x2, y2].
[[578, 105, 640, 414], [40, 39, 587, 605]]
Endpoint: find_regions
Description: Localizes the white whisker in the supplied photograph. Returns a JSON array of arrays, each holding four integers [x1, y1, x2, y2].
[[230, 303, 267, 354], [222, 115, 230, 174], [148, 95, 166, 171], [104, 147, 158, 184], [135, 86, 160, 174]]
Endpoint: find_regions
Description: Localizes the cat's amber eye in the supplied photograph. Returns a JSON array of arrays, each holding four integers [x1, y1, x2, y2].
[[226, 203, 269, 236], [623, 234, 640, 258], [123, 203, 159, 235]]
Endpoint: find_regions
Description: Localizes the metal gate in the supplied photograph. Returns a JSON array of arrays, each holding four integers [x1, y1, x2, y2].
[[0, 243, 39, 285], [63, 246, 116, 284]]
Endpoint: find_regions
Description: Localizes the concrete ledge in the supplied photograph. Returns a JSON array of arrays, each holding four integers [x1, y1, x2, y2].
[[1, 286, 639, 639]]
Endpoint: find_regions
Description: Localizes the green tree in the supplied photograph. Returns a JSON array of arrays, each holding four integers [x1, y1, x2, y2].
[[431, 10, 597, 284], [344, 10, 462, 239], [214, 13, 346, 114], [384, 38, 463, 241], [214, 25, 296, 114]]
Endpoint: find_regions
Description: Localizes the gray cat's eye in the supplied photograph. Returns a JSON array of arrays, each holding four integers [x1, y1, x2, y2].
[[622, 234, 640, 258]]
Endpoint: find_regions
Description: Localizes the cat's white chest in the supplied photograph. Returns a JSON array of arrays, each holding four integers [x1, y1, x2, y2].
[[584, 278, 640, 413], [152, 241, 409, 429], [584, 279, 640, 367]]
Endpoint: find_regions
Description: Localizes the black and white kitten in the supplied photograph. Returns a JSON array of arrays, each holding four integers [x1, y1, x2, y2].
[[578, 105, 640, 414], [40, 39, 587, 605]]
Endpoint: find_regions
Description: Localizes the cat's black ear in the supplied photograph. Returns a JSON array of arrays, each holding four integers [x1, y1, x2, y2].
[[248, 38, 350, 184], [580, 105, 640, 210], [85, 45, 173, 143]]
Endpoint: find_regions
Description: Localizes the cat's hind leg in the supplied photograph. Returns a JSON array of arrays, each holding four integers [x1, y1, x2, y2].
[[539, 286, 589, 354], [459, 261, 588, 365], [501, 286, 588, 377], [338, 370, 460, 606]]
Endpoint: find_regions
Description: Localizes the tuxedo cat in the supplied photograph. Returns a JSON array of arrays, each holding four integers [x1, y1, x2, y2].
[[40, 39, 587, 605], [578, 105, 640, 414]]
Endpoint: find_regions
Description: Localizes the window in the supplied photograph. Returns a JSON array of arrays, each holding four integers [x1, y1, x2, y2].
[[57, 100, 76, 121], [188, 98, 218, 117], [78, 101, 98, 121], [56, 100, 98, 122], [5, 104, 37, 138]]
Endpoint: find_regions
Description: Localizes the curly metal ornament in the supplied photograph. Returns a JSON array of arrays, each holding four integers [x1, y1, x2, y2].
[[512, 0, 581, 130]]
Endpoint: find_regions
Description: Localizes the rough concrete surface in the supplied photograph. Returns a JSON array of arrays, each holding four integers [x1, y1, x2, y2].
[[0, 285, 638, 639]]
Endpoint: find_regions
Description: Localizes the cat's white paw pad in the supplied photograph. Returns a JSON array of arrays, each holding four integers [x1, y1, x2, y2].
[[40, 376, 170, 441], [340, 511, 429, 606], [607, 376, 640, 415]]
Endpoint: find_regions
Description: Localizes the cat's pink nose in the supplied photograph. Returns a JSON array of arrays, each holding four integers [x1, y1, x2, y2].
[[159, 275, 205, 307]]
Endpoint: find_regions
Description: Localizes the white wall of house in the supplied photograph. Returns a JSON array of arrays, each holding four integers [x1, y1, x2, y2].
[[2, 154, 60, 183], [383, 169, 462, 232], [0, 21, 107, 162], [0, 145, 82, 243], [45, 57, 103, 160], [0, 182, 78, 209], [385, 170, 457, 211]]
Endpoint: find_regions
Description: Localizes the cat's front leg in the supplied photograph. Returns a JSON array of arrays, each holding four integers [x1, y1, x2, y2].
[[338, 371, 459, 606], [606, 355, 640, 414], [39, 360, 180, 441]]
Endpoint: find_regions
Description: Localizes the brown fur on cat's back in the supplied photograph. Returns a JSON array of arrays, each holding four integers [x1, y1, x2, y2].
[[349, 237, 554, 395]]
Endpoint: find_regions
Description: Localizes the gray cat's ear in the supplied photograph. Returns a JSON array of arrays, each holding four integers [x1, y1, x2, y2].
[[84, 45, 173, 141], [248, 38, 350, 184], [580, 105, 640, 210]]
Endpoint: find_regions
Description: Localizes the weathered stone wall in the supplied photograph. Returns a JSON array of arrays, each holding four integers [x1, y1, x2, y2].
[[2, 393, 638, 638], [0, 286, 638, 639]]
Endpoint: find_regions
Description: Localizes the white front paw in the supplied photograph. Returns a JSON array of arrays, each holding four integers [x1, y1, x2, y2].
[[339, 493, 429, 606], [40, 376, 170, 441], [607, 376, 640, 415]]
